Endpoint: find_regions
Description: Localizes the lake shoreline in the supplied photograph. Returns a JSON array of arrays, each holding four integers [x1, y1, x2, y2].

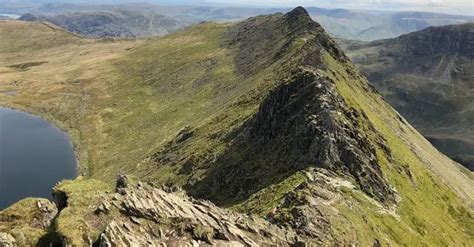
[[0, 106, 78, 210], [0, 104, 84, 177]]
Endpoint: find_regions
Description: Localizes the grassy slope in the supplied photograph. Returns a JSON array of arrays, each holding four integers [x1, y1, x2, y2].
[[231, 50, 474, 245], [53, 177, 112, 246], [0, 20, 301, 183], [1, 20, 243, 181], [322, 53, 473, 245], [87, 22, 242, 180], [229, 48, 474, 246], [1, 19, 473, 245], [0, 20, 141, 176]]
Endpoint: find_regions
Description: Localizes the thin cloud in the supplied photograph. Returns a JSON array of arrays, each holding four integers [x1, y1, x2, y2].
[[204, 0, 473, 15]]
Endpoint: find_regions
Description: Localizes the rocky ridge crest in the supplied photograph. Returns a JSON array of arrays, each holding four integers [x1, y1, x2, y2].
[[188, 7, 396, 206]]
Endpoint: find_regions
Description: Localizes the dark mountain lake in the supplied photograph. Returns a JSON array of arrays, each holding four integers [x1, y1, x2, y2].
[[0, 107, 76, 210]]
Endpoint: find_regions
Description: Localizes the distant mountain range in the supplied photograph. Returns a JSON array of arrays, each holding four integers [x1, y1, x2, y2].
[[3, 2, 474, 40], [340, 23, 474, 170], [307, 8, 474, 41], [19, 10, 182, 38]]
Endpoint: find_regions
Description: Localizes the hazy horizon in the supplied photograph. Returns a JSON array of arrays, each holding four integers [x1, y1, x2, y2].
[[1, 0, 473, 16]]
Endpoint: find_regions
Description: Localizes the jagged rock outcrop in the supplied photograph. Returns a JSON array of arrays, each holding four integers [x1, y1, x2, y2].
[[93, 171, 370, 246], [95, 169, 375, 246], [400, 23, 474, 58], [268, 167, 366, 243], [115, 174, 129, 195], [93, 181, 300, 246], [189, 7, 395, 206], [227, 7, 347, 77], [249, 69, 395, 202]]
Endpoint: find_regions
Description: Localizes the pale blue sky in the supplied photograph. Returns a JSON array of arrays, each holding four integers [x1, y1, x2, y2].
[[205, 0, 474, 15], [206, 0, 471, 7], [2, 1, 472, 15]]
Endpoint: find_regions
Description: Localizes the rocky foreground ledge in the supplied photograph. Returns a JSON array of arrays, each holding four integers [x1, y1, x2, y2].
[[96, 176, 298, 246], [1, 169, 361, 246], [0, 174, 311, 246]]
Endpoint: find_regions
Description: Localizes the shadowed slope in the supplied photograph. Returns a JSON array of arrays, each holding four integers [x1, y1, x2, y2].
[[341, 23, 474, 170]]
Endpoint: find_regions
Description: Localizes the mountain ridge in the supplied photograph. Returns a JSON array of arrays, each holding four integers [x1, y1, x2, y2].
[[0, 7, 473, 246], [184, 8, 396, 205], [19, 9, 183, 38], [341, 22, 474, 170]]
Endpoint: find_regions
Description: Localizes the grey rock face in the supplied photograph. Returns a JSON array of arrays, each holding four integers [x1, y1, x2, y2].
[[96, 183, 299, 246], [115, 174, 128, 195], [183, 7, 394, 207], [34, 200, 58, 228], [191, 68, 396, 205]]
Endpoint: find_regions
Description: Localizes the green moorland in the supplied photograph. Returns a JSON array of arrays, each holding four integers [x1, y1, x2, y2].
[[0, 11, 473, 245]]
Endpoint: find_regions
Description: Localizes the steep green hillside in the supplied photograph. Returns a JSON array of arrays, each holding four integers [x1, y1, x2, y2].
[[340, 23, 474, 170], [0, 8, 473, 246]]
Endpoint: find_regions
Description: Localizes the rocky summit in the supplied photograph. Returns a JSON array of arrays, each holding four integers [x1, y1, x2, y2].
[[0, 7, 473, 246]]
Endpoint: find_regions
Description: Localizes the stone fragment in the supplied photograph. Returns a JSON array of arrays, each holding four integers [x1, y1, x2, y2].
[[0, 232, 16, 247], [116, 174, 128, 195]]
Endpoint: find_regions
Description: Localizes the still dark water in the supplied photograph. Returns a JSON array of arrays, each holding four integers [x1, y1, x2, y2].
[[0, 108, 76, 210]]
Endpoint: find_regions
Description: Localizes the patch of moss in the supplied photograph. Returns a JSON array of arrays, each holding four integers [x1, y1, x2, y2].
[[0, 198, 55, 246], [54, 177, 112, 246], [232, 171, 307, 216], [191, 224, 215, 244]]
